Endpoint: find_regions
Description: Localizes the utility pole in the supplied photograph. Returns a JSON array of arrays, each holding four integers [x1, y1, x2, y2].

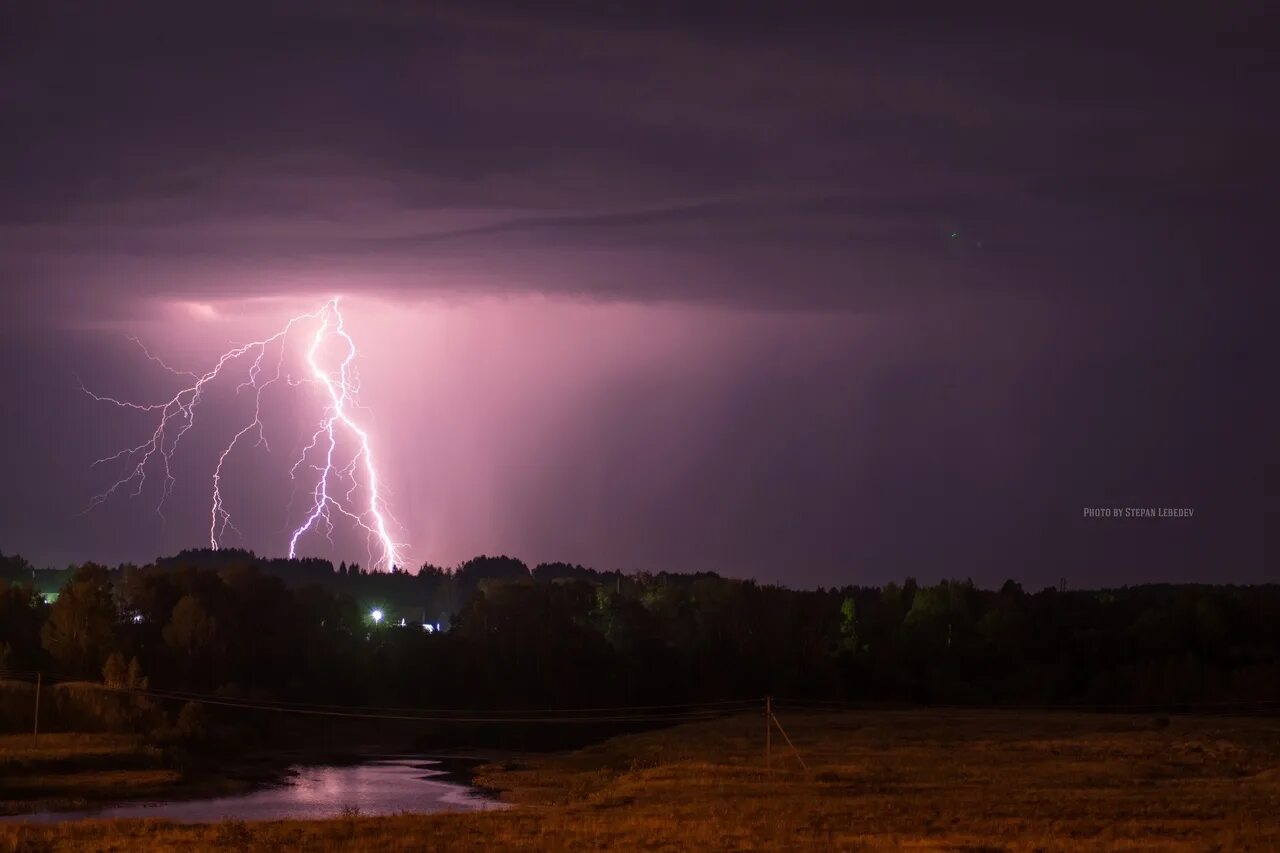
[[765, 695, 772, 772], [33, 673, 41, 749]]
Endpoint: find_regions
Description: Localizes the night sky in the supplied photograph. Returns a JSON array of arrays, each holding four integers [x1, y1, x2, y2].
[[1, 2, 1275, 587]]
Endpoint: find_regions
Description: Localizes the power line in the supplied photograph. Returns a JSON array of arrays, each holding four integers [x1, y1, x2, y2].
[[128, 689, 751, 724], [0, 670, 757, 723], [117, 688, 757, 717]]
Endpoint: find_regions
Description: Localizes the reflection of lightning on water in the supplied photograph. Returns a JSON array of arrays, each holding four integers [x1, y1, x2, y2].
[[81, 298, 406, 571]]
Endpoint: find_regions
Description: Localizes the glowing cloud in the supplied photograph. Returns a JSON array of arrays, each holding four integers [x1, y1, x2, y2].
[[81, 298, 406, 570]]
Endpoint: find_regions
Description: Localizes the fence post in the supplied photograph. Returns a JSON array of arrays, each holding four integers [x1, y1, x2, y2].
[[765, 695, 772, 772], [33, 672, 41, 749]]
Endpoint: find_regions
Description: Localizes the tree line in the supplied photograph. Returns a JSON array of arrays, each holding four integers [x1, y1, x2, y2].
[[1, 548, 1277, 733]]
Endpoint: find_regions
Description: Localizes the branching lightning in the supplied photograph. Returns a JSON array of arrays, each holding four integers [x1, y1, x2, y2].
[[82, 298, 406, 571]]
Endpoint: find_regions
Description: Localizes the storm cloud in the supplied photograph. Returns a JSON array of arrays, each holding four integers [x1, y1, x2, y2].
[[1, 2, 1273, 585]]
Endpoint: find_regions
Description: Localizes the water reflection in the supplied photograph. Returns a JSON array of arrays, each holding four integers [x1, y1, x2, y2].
[[6, 758, 504, 823]]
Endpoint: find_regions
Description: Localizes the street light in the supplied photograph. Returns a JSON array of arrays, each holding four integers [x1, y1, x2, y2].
[[370, 608, 383, 624]]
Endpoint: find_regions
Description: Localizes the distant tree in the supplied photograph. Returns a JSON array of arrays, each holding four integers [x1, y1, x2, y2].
[[533, 562, 596, 583], [102, 652, 148, 690], [839, 596, 860, 655], [119, 565, 184, 625], [102, 651, 127, 687], [452, 580, 612, 705], [172, 701, 206, 743], [904, 581, 973, 641], [127, 655, 148, 690], [0, 580, 46, 669], [0, 551, 34, 585], [5, 547, 1278, 718], [455, 555, 530, 588], [163, 595, 220, 669], [592, 584, 660, 653], [41, 563, 118, 676]]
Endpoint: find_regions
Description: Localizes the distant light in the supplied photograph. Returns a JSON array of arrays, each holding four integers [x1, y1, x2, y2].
[[423, 624, 434, 633], [371, 609, 383, 623], [131, 614, 144, 624], [399, 617, 406, 627]]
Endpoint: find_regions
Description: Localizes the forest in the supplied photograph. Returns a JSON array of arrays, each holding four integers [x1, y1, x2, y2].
[[1, 548, 1277, 736]]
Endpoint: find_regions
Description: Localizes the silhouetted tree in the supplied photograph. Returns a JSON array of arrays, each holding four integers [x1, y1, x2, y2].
[[163, 595, 221, 677], [41, 564, 117, 676], [0, 546, 1275, 731]]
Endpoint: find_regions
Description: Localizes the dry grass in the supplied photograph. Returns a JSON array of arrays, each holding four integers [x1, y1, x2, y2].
[[0, 769, 181, 797], [0, 734, 147, 763], [2, 710, 1279, 850], [0, 733, 182, 816]]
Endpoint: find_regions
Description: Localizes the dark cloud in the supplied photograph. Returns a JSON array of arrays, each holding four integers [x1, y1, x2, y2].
[[0, 1, 1273, 583], [4, 1, 1273, 307]]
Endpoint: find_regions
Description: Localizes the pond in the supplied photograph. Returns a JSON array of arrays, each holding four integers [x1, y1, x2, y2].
[[5, 757, 506, 823]]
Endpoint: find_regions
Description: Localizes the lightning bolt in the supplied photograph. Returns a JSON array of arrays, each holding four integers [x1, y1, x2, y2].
[[82, 297, 407, 571], [287, 300, 403, 570]]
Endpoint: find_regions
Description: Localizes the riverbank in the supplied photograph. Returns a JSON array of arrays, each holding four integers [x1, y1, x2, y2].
[[0, 731, 493, 819], [0, 733, 296, 817], [3, 709, 1280, 849], [0, 714, 659, 819]]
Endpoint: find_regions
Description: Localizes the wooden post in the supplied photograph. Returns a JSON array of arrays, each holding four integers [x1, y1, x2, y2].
[[770, 709, 808, 771], [33, 672, 41, 749], [765, 695, 772, 772]]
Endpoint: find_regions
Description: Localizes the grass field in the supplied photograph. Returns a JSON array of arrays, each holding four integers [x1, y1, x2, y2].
[[0, 733, 261, 818], [2, 710, 1278, 850], [0, 734, 173, 815], [0, 733, 150, 765]]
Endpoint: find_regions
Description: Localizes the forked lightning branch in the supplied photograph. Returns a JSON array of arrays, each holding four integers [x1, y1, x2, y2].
[[80, 298, 406, 571]]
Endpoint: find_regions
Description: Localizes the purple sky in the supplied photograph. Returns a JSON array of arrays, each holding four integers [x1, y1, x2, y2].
[[1, 2, 1275, 586]]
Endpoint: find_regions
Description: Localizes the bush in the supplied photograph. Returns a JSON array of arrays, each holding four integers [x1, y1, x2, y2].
[[174, 701, 206, 742], [153, 701, 209, 750], [47, 682, 160, 733]]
